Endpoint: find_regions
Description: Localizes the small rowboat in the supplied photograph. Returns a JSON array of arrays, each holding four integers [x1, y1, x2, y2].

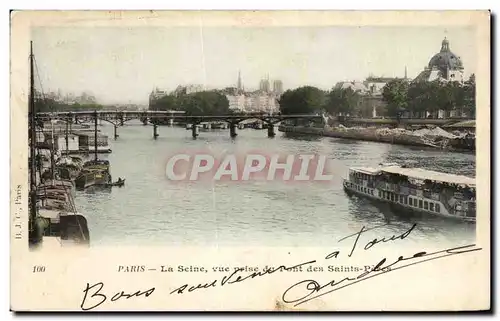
[[106, 179, 125, 187]]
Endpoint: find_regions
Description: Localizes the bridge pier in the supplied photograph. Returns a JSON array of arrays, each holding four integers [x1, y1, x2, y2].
[[230, 123, 238, 138], [153, 124, 159, 139], [191, 124, 199, 138], [267, 124, 275, 138], [114, 125, 119, 140]]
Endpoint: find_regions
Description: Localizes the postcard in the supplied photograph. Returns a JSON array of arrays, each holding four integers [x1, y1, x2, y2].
[[10, 10, 490, 311]]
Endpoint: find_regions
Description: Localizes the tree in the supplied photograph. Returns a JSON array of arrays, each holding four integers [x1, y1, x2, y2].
[[436, 81, 464, 118], [278, 86, 325, 115], [179, 90, 230, 116], [151, 94, 178, 111], [382, 79, 409, 118], [407, 81, 437, 118], [324, 87, 360, 116], [463, 74, 476, 118]]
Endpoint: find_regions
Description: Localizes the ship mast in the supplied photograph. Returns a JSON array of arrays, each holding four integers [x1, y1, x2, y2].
[[28, 41, 38, 244], [94, 110, 98, 161], [65, 118, 69, 154]]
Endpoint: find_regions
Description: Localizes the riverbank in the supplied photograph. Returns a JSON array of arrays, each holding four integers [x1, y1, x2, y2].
[[278, 125, 475, 152]]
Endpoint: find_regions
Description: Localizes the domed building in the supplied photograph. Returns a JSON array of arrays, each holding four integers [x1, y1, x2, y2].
[[415, 37, 465, 83]]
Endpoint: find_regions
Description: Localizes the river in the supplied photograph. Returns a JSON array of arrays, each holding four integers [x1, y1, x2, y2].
[[75, 121, 476, 248]]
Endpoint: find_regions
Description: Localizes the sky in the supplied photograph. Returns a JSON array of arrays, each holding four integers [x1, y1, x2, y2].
[[32, 25, 476, 104]]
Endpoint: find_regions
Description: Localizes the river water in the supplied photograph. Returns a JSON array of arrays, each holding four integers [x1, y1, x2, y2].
[[75, 121, 476, 248]]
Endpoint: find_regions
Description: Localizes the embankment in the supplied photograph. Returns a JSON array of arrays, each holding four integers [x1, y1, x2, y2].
[[278, 125, 475, 152]]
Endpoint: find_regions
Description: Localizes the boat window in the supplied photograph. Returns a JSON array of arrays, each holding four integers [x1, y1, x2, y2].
[[435, 204, 440, 213], [430, 203, 435, 211], [409, 198, 413, 206], [419, 200, 423, 208], [364, 188, 367, 193], [424, 201, 428, 210], [404, 196, 408, 205], [390, 194, 394, 201]]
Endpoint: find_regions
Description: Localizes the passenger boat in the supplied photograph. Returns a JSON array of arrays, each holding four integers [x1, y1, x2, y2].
[[343, 163, 476, 222]]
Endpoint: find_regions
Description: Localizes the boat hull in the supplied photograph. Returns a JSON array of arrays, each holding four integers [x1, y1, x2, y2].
[[342, 179, 475, 222], [75, 170, 112, 190]]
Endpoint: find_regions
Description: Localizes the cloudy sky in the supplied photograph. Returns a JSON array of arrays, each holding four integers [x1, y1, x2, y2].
[[32, 25, 476, 104]]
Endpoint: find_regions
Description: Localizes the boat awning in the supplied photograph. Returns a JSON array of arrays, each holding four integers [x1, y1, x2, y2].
[[350, 167, 382, 175], [380, 166, 476, 187]]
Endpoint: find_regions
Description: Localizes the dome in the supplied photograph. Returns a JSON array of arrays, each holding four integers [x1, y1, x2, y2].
[[428, 38, 463, 71]]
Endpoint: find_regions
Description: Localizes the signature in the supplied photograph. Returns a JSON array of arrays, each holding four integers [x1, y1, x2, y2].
[[80, 282, 155, 311], [282, 243, 482, 306]]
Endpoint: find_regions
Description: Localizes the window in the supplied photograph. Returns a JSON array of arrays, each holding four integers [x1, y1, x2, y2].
[[409, 198, 413, 206], [404, 196, 408, 205], [400, 195, 404, 203], [364, 188, 367, 193], [390, 194, 394, 202], [435, 204, 440, 213], [430, 203, 435, 211], [424, 201, 428, 210], [378, 191, 381, 197], [419, 200, 423, 208]]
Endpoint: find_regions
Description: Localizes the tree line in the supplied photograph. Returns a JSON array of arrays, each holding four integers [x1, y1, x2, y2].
[[278, 74, 476, 119], [150, 88, 231, 116], [34, 97, 105, 113]]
